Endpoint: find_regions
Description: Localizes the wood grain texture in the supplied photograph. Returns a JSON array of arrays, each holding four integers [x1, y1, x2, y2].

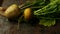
[[2, 0, 21, 8]]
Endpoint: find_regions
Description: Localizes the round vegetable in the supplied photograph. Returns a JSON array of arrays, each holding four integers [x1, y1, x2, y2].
[[4, 4, 20, 18], [24, 8, 32, 21]]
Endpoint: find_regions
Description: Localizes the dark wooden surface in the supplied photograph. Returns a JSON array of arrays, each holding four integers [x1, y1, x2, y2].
[[0, 0, 3, 6], [0, 0, 60, 34]]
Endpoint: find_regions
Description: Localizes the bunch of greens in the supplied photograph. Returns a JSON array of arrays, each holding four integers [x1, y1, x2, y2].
[[34, 0, 59, 26], [18, 0, 60, 27]]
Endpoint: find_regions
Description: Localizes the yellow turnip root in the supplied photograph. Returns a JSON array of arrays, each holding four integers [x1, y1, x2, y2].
[[24, 8, 32, 21], [4, 4, 20, 18]]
